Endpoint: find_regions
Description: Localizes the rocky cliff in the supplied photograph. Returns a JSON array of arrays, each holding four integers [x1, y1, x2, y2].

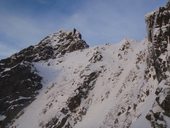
[[145, 2, 170, 127]]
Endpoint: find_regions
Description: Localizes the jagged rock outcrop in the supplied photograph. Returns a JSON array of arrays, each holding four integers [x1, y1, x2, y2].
[[145, 1, 170, 127], [0, 29, 89, 127], [0, 62, 42, 127], [146, 3, 170, 82], [1, 29, 88, 66]]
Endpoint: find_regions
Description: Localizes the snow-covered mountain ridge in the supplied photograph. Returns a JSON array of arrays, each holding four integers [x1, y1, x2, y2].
[[0, 29, 88, 128], [11, 39, 150, 128], [0, 2, 170, 128]]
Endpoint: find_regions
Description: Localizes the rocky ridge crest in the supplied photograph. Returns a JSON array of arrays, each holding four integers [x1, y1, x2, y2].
[[0, 29, 88, 127]]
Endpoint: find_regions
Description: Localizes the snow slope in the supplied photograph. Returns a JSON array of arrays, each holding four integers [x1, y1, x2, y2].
[[1, 2, 170, 127], [9, 39, 165, 128]]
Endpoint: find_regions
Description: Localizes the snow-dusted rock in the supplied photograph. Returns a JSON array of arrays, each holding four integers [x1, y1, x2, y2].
[[1, 2, 170, 128], [145, 1, 170, 127], [0, 29, 88, 127]]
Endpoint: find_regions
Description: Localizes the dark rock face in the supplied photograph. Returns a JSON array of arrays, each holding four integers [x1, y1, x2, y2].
[[146, 6, 170, 82], [0, 29, 89, 127], [146, 1, 170, 127], [68, 71, 100, 112], [0, 62, 42, 127]]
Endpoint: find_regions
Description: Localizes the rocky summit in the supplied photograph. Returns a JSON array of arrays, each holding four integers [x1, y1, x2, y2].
[[0, 2, 170, 128], [0, 29, 88, 127]]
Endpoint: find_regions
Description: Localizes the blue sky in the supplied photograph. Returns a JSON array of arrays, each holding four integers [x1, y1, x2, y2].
[[0, 0, 167, 59]]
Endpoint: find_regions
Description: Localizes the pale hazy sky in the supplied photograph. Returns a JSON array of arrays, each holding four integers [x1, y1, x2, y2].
[[0, 0, 167, 59]]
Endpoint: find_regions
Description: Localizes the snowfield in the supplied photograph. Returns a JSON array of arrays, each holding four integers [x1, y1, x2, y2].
[[9, 39, 165, 128]]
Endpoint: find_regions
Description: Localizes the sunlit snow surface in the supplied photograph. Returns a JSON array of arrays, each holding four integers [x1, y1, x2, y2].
[[10, 39, 169, 128]]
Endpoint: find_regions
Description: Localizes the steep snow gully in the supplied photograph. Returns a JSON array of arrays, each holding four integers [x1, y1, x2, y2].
[[0, 1, 170, 128]]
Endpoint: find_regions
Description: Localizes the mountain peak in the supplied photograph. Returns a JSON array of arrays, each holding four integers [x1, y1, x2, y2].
[[1, 2, 170, 128], [0, 29, 89, 127], [0, 29, 89, 67], [41, 28, 84, 47], [38, 28, 89, 56]]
